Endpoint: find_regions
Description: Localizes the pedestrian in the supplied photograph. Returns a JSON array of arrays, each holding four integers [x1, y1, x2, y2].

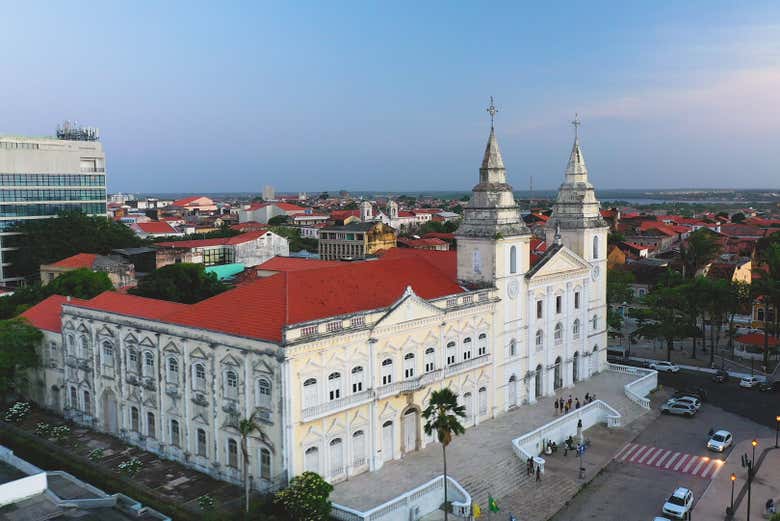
[[559, 397, 564, 412], [565, 402, 570, 414], [575, 398, 581, 409], [567, 395, 572, 409], [527, 457, 533, 476], [536, 465, 541, 482], [584, 392, 590, 402], [554, 398, 559, 415]]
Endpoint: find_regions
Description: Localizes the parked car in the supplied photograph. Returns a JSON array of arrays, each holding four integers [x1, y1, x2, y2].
[[650, 361, 680, 373], [707, 430, 733, 452], [674, 388, 707, 402], [672, 396, 701, 410], [661, 401, 697, 417], [759, 380, 779, 392], [712, 369, 729, 383], [739, 376, 762, 388], [662, 487, 694, 519]]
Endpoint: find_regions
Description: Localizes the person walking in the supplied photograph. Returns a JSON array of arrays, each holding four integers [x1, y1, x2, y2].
[[536, 465, 541, 482], [554, 398, 559, 415], [575, 398, 581, 409], [559, 397, 564, 413]]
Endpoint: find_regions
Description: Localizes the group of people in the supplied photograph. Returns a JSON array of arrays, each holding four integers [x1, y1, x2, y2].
[[554, 393, 596, 415], [525, 456, 542, 481]]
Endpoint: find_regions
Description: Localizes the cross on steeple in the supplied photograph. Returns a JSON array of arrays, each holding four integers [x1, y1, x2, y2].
[[487, 96, 498, 129], [572, 113, 581, 139]]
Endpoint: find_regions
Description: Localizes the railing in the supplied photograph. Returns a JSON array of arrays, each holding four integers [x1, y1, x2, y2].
[[302, 389, 373, 421], [331, 475, 471, 521], [607, 363, 657, 410], [444, 353, 491, 378], [511, 400, 622, 466]]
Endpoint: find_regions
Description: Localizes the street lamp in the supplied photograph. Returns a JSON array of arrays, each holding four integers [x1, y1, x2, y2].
[[775, 415, 779, 448], [730, 473, 736, 515], [751, 438, 758, 463]]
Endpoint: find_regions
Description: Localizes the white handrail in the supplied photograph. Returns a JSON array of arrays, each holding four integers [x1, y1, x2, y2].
[[607, 363, 657, 410]]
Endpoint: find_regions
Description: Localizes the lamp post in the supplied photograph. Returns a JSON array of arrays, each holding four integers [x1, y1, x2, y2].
[[748, 439, 758, 521], [728, 473, 737, 515], [775, 415, 779, 448]]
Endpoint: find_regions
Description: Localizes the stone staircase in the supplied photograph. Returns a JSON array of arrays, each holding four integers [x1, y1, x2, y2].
[[455, 452, 530, 507]]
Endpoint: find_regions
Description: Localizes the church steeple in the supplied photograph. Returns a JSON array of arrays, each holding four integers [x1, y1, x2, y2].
[[565, 114, 588, 183]]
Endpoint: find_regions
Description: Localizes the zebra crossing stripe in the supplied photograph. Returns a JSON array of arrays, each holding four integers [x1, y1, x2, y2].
[[615, 443, 634, 461], [646, 449, 664, 466], [674, 454, 690, 471], [709, 461, 724, 479], [638, 447, 656, 464], [664, 452, 681, 469], [630, 446, 649, 462], [654, 450, 672, 467], [619, 444, 639, 462], [690, 458, 707, 475], [699, 460, 717, 478], [683, 457, 698, 473]]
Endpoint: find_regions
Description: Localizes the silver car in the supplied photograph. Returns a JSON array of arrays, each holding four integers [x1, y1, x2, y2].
[[671, 396, 701, 410], [660, 401, 696, 417]]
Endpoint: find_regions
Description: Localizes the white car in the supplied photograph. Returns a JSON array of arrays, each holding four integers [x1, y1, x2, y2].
[[662, 487, 694, 519], [739, 376, 762, 388], [707, 430, 733, 452], [650, 361, 680, 373], [654, 518, 673, 521], [672, 396, 701, 410]]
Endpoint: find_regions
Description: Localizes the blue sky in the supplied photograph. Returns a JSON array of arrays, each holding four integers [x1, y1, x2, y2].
[[2, 1, 779, 192]]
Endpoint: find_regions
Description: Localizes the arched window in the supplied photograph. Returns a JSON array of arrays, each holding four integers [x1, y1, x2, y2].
[[328, 372, 342, 400], [227, 439, 239, 468], [79, 335, 89, 358], [509, 339, 517, 357], [147, 412, 156, 438], [535, 330, 543, 349], [102, 341, 113, 364], [593, 235, 599, 259], [478, 386, 488, 415], [260, 448, 271, 479], [463, 337, 472, 360], [170, 419, 180, 446], [193, 363, 206, 391], [257, 378, 272, 407], [757, 308, 765, 321], [83, 390, 91, 414], [303, 378, 317, 408], [131, 406, 139, 431], [225, 370, 238, 398], [478, 333, 487, 356], [128, 350, 138, 365], [329, 438, 344, 476], [143, 351, 154, 377], [510, 245, 517, 274], [167, 357, 178, 383], [70, 386, 78, 408], [66, 334, 75, 355], [381, 359, 393, 385], [592, 314, 598, 331], [404, 353, 415, 379], [554, 323, 563, 344], [573, 319, 580, 338], [304, 446, 319, 474], [197, 428, 207, 456], [424, 347, 435, 372], [446, 341, 456, 365], [352, 430, 366, 466], [349, 367, 364, 393]]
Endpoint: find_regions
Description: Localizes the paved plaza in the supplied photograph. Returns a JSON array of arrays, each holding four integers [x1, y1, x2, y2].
[[331, 370, 651, 515]]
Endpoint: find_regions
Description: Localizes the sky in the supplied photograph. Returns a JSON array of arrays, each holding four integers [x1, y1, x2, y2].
[[1, 1, 779, 193]]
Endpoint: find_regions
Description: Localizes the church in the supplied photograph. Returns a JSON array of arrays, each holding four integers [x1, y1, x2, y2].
[[20, 108, 608, 491]]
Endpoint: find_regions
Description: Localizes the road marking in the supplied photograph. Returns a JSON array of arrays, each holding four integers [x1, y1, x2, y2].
[[630, 446, 649, 462], [646, 448, 665, 466], [619, 444, 639, 461], [699, 460, 717, 478], [638, 447, 656, 464], [674, 454, 690, 471], [683, 457, 698, 473], [654, 450, 672, 467], [664, 452, 681, 469], [709, 461, 724, 479], [615, 443, 634, 461], [691, 458, 707, 475]]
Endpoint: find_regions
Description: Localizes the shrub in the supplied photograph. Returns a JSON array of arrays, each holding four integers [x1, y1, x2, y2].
[[118, 457, 143, 478], [197, 494, 216, 511], [3, 402, 31, 423], [34, 422, 52, 437], [88, 448, 105, 462], [274, 471, 333, 521], [50, 425, 71, 442]]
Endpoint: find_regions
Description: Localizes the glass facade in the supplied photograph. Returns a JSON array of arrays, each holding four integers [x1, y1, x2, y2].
[[0, 189, 106, 202], [0, 174, 105, 186]]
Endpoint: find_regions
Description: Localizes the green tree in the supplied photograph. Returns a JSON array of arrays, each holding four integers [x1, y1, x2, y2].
[[267, 215, 290, 226], [274, 471, 333, 521], [726, 281, 751, 360], [680, 277, 709, 359], [238, 411, 265, 513], [0, 318, 43, 395], [752, 243, 780, 369], [46, 269, 113, 299], [730, 212, 745, 223], [630, 286, 695, 362], [703, 278, 732, 366], [607, 268, 634, 330], [422, 388, 466, 521], [129, 263, 228, 304], [10, 211, 144, 279], [679, 229, 718, 279]]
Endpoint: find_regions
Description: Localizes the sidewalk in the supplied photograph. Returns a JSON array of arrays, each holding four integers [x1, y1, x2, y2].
[[693, 439, 780, 521]]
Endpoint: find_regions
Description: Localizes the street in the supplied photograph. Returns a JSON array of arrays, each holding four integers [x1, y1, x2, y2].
[[549, 372, 777, 521]]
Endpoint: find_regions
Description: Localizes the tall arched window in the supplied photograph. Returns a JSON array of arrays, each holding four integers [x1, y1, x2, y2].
[[70, 386, 78, 408], [79, 336, 89, 358], [350, 367, 364, 393], [592, 314, 598, 331], [554, 323, 563, 344], [327, 372, 342, 400], [257, 378, 272, 407], [227, 439, 239, 468], [463, 337, 472, 360], [225, 370, 238, 399], [572, 319, 580, 338], [102, 341, 114, 365], [424, 347, 436, 372], [446, 341, 456, 365], [167, 357, 178, 383], [303, 378, 317, 408], [147, 412, 156, 438], [593, 235, 599, 259], [170, 419, 180, 446], [478, 333, 487, 356], [304, 446, 319, 474], [509, 339, 517, 357], [260, 448, 271, 479], [329, 438, 344, 476], [510, 245, 517, 274], [83, 390, 91, 414], [193, 363, 206, 391], [381, 359, 393, 385], [66, 334, 75, 355], [197, 428, 207, 456], [403, 353, 415, 379], [131, 406, 139, 431], [535, 330, 543, 349], [353, 430, 366, 466], [478, 386, 488, 415]]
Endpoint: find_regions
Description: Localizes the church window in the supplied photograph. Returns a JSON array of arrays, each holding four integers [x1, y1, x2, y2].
[[351, 366, 364, 393], [227, 439, 239, 468], [83, 390, 91, 414], [404, 353, 415, 379], [757, 308, 764, 321], [147, 412, 156, 438], [257, 378, 272, 406], [78, 335, 89, 358], [131, 406, 139, 431], [536, 300, 543, 319], [327, 372, 342, 400], [70, 386, 78, 408], [260, 448, 271, 479], [424, 348, 435, 372], [462, 337, 472, 360], [66, 334, 75, 355], [510, 246, 517, 274], [352, 430, 366, 466], [102, 342, 113, 365], [554, 323, 563, 344], [478, 333, 487, 356], [193, 363, 206, 391], [593, 236, 599, 259], [556, 296, 562, 314], [381, 359, 393, 385], [573, 319, 580, 338], [535, 330, 543, 350], [128, 350, 138, 364], [197, 428, 207, 456], [225, 370, 238, 398], [592, 314, 598, 331], [446, 341, 456, 365], [303, 378, 318, 408], [574, 292, 580, 309], [143, 352, 154, 377], [170, 420, 180, 446], [167, 357, 178, 383], [478, 387, 488, 415], [509, 339, 517, 357]]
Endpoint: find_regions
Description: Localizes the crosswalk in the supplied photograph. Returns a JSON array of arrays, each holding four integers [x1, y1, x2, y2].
[[614, 443, 725, 480]]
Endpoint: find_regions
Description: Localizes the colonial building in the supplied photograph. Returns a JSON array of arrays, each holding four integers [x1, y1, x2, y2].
[[19, 109, 608, 491], [318, 221, 397, 260], [154, 230, 289, 268]]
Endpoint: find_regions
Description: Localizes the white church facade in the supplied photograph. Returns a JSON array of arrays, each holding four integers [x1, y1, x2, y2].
[[20, 109, 609, 489]]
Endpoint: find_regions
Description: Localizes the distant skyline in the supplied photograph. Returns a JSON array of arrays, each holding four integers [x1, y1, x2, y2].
[[2, 1, 779, 193]]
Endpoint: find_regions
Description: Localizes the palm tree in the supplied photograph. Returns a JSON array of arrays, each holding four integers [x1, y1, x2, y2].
[[422, 388, 466, 521], [238, 411, 264, 513]]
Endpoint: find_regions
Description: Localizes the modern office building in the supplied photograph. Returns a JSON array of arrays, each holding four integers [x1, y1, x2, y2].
[[0, 122, 107, 284]]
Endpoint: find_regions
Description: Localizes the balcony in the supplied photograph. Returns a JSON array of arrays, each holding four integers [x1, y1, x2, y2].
[[376, 369, 444, 399], [80, 167, 106, 173], [301, 389, 373, 422], [443, 353, 491, 378]]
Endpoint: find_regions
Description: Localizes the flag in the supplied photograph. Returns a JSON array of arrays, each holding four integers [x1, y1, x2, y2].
[[473, 502, 481, 518], [488, 496, 499, 512]]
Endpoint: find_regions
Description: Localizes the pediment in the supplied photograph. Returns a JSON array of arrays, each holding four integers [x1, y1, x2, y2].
[[190, 347, 209, 360], [77, 324, 89, 333], [142, 396, 157, 407], [302, 426, 323, 444], [123, 333, 138, 344], [63, 321, 75, 331], [325, 418, 346, 437], [96, 326, 114, 338], [138, 336, 155, 348], [162, 341, 180, 354], [375, 287, 443, 329], [220, 353, 241, 367], [378, 401, 398, 420], [527, 246, 590, 281], [349, 409, 369, 429], [253, 359, 275, 375]]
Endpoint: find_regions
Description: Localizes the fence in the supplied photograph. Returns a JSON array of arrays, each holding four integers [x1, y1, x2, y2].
[[606, 363, 657, 409], [331, 475, 471, 521]]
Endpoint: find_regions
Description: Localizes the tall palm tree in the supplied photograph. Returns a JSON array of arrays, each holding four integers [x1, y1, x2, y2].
[[238, 411, 264, 514], [422, 388, 465, 521]]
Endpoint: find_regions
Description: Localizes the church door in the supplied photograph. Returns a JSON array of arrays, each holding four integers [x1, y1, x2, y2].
[[403, 409, 417, 453], [101, 390, 118, 434], [535, 365, 543, 398], [463, 392, 473, 425], [508, 376, 517, 407], [382, 421, 394, 462], [573, 352, 580, 383]]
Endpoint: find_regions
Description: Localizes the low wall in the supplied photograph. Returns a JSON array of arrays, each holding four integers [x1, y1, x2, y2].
[[0, 472, 48, 506], [606, 363, 657, 409], [331, 475, 471, 521]]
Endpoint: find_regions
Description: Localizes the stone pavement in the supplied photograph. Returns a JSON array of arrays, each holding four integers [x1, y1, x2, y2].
[[331, 370, 649, 513], [693, 439, 780, 521]]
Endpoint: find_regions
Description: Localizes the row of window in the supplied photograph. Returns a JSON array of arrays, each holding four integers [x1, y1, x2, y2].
[[0, 141, 40, 150], [0, 188, 106, 202], [0, 202, 106, 218], [0, 174, 106, 186], [536, 292, 582, 319], [534, 316, 597, 348]]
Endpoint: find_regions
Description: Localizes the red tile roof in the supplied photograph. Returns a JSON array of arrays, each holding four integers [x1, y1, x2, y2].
[[49, 253, 98, 269], [255, 257, 345, 272], [134, 221, 179, 234], [397, 238, 448, 248], [247, 202, 306, 213], [230, 221, 268, 232], [68, 292, 189, 321], [376, 247, 458, 281], [172, 196, 213, 207], [155, 231, 269, 249], [21, 295, 88, 333], [422, 232, 455, 240]]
